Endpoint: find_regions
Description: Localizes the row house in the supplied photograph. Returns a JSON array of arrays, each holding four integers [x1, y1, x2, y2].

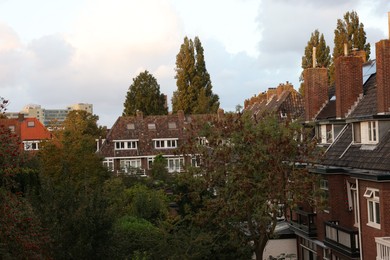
[[289, 22, 390, 260], [0, 114, 51, 152], [98, 110, 223, 176], [244, 81, 305, 120]]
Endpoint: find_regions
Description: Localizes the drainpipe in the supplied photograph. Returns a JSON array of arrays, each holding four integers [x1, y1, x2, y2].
[[356, 179, 363, 259]]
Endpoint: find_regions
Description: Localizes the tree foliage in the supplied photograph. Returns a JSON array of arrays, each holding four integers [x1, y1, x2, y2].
[[172, 36, 219, 114], [123, 70, 167, 116], [178, 112, 320, 260], [329, 10, 370, 84]]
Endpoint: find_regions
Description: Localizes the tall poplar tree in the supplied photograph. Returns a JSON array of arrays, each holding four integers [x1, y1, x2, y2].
[[123, 70, 167, 116], [299, 30, 331, 95], [172, 36, 219, 114], [329, 10, 370, 84]]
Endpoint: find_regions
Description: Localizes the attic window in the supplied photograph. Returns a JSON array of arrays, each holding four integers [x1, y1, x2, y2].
[[360, 121, 379, 144], [127, 123, 135, 130], [8, 125, 15, 132], [168, 122, 177, 129], [148, 123, 156, 130], [353, 122, 361, 143], [27, 121, 35, 127]]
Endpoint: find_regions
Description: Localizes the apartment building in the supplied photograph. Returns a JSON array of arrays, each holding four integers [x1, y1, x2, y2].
[[5, 103, 93, 127], [289, 32, 390, 259]]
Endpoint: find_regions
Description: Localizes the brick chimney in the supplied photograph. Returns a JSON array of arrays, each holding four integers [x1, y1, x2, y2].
[[136, 110, 143, 119], [304, 68, 328, 121], [267, 88, 277, 101], [217, 108, 224, 120], [335, 53, 363, 118], [177, 110, 185, 121], [376, 13, 390, 114]]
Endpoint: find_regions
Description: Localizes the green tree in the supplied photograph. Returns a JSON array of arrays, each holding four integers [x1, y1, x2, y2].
[[179, 112, 320, 260], [35, 110, 111, 259], [172, 36, 219, 114], [123, 70, 167, 116], [300, 29, 331, 95], [330, 10, 370, 84]]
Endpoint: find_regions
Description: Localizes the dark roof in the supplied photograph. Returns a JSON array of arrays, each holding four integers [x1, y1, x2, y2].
[[349, 74, 377, 118], [316, 100, 336, 120]]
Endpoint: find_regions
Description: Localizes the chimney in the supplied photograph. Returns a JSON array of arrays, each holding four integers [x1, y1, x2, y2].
[[136, 110, 143, 119], [18, 113, 24, 122], [177, 110, 185, 121], [267, 88, 277, 101], [335, 54, 363, 118], [376, 12, 390, 114], [217, 108, 224, 120], [276, 82, 293, 97], [303, 68, 328, 121], [313, 47, 317, 68]]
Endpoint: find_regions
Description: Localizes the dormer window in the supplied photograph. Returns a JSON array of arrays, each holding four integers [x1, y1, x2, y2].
[[154, 138, 178, 149], [27, 121, 35, 127], [114, 140, 138, 150], [319, 124, 333, 144], [358, 121, 379, 144]]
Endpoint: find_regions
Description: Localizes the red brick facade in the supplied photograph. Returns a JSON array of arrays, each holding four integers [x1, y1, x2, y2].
[[303, 68, 328, 121], [376, 39, 390, 114], [335, 55, 363, 118]]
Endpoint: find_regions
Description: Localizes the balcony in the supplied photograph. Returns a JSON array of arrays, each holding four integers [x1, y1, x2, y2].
[[324, 221, 360, 258], [289, 208, 317, 237], [376, 237, 390, 260]]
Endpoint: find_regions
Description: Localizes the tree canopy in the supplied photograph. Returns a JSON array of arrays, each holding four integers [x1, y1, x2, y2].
[[123, 70, 167, 116], [178, 112, 321, 260], [302, 29, 331, 70], [172, 36, 219, 114]]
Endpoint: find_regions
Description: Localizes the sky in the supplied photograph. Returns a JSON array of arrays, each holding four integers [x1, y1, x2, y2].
[[0, 0, 389, 127]]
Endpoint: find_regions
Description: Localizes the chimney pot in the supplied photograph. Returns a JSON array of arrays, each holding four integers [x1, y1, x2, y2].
[[344, 43, 348, 56], [312, 47, 317, 68]]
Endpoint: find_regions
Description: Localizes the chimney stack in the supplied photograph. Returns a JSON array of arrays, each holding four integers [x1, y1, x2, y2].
[[375, 12, 390, 114], [335, 55, 363, 118], [303, 67, 328, 121], [313, 47, 317, 68], [136, 110, 143, 119], [177, 110, 185, 121]]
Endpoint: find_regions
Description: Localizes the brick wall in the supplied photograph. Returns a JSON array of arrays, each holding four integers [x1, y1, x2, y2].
[[335, 56, 363, 118], [376, 39, 390, 114], [303, 68, 328, 121]]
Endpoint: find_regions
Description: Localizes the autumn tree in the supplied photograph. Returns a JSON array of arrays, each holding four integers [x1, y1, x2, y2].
[[178, 112, 320, 260], [172, 36, 219, 114], [329, 10, 370, 84], [35, 110, 112, 259], [123, 70, 167, 116]]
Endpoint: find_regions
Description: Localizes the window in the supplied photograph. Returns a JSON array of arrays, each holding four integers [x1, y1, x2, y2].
[[148, 123, 156, 130], [127, 123, 135, 130], [320, 124, 333, 143], [27, 121, 35, 127], [24, 141, 40, 151], [320, 179, 329, 212], [103, 159, 114, 171], [154, 139, 178, 149], [191, 156, 202, 167], [364, 188, 380, 228], [360, 121, 379, 144], [114, 140, 138, 150], [368, 121, 377, 142], [8, 125, 15, 132], [167, 157, 184, 173], [168, 122, 177, 129], [347, 182, 359, 226], [120, 159, 142, 173], [353, 122, 361, 143], [197, 137, 209, 146]]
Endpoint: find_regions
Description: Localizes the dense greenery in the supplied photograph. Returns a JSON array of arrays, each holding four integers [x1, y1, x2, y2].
[[172, 36, 219, 114], [123, 70, 168, 116]]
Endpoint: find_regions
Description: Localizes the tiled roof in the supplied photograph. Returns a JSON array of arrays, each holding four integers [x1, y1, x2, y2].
[[349, 74, 377, 118]]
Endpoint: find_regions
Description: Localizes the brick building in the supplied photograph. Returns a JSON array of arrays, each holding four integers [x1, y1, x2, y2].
[[98, 110, 223, 176], [0, 114, 51, 152], [289, 30, 390, 259]]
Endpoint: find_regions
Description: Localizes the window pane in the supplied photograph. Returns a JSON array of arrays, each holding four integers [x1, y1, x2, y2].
[[369, 201, 374, 222], [375, 202, 380, 224]]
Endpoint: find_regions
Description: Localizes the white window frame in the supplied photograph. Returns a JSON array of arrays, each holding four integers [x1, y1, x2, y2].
[[347, 182, 359, 227], [361, 121, 379, 144], [364, 188, 380, 229], [23, 141, 40, 151], [320, 124, 333, 144], [120, 159, 142, 173], [114, 140, 138, 150], [103, 158, 114, 172], [320, 179, 329, 213], [167, 157, 184, 173], [153, 138, 178, 149]]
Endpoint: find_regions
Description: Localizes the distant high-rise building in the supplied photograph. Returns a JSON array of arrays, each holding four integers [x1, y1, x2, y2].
[[5, 103, 93, 127]]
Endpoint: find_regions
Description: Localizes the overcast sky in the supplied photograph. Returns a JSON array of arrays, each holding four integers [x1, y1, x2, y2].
[[0, 0, 389, 126]]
